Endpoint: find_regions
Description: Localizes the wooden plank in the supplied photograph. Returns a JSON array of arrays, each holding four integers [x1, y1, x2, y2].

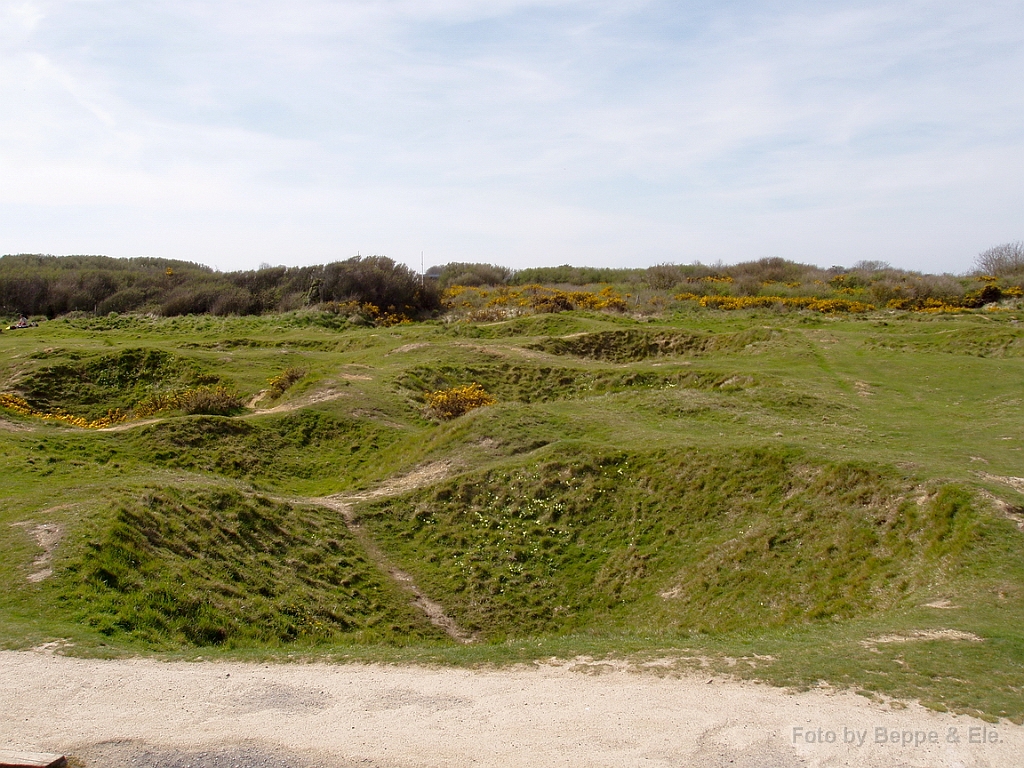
[[0, 751, 67, 768]]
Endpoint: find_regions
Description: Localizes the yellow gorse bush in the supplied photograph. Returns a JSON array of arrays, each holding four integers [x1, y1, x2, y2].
[[0, 385, 244, 428], [442, 285, 629, 316], [425, 383, 497, 419], [267, 367, 306, 399], [320, 300, 414, 326], [0, 393, 125, 429], [674, 294, 876, 313]]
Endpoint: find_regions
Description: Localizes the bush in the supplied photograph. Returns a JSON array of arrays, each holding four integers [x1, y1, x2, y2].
[[211, 288, 257, 316], [729, 257, 821, 285], [320, 255, 440, 316], [97, 287, 148, 314], [425, 383, 497, 419], [975, 242, 1024, 277], [437, 263, 513, 288], [179, 386, 245, 416], [267, 368, 305, 399]]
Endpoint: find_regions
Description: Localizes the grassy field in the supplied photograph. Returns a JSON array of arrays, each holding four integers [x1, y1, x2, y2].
[[1, 305, 1023, 721]]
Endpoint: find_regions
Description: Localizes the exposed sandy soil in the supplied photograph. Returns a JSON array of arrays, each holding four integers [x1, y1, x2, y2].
[[976, 471, 1024, 494], [248, 387, 351, 415], [1, 651, 1018, 768], [9, 520, 65, 583]]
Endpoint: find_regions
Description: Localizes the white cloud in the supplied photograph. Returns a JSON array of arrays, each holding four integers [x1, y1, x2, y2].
[[1, 0, 1022, 272]]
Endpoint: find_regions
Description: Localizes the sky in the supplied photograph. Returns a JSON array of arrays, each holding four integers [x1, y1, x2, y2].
[[1, 1, 1022, 275]]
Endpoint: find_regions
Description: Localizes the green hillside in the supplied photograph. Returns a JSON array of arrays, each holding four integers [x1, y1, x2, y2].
[[1, 303, 1023, 720]]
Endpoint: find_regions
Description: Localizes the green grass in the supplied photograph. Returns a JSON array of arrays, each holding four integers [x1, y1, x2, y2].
[[123, 411, 401, 494], [357, 447, 979, 637], [50, 484, 444, 647], [1, 305, 1023, 720], [14, 347, 223, 419]]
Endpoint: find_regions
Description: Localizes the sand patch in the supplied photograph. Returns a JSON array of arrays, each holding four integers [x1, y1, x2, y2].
[[387, 343, 430, 355], [854, 381, 874, 397], [923, 599, 958, 609], [862, 629, 982, 649], [10, 521, 64, 582], [976, 487, 1024, 530], [340, 460, 453, 502], [976, 471, 1024, 494], [249, 387, 349, 415]]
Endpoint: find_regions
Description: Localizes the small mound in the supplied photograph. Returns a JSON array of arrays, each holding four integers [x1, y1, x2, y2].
[[14, 348, 223, 420], [527, 328, 777, 362], [54, 486, 442, 647], [866, 327, 1024, 358], [398, 362, 748, 404], [446, 314, 601, 339], [128, 411, 398, 482]]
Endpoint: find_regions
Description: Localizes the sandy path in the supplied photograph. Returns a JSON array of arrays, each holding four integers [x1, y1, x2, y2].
[[1, 651, 1019, 768]]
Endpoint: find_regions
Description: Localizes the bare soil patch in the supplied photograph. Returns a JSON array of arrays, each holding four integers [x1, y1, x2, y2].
[[861, 629, 983, 650], [976, 471, 1024, 494], [9, 521, 64, 583]]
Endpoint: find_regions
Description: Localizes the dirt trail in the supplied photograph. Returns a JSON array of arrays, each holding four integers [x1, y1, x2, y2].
[[304, 461, 476, 644], [246, 386, 351, 415], [1, 650, 1019, 768], [93, 385, 353, 431]]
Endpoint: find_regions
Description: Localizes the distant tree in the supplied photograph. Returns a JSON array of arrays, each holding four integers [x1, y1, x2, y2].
[[729, 257, 816, 284], [644, 264, 687, 289], [975, 242, 1024, 276], [510, 264, 643, 286], [852, 260, 892, 273], [436, 262, 513, 288], [320, 255, 440, 314]]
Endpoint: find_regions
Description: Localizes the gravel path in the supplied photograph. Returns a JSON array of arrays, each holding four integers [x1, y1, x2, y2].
[[2, 650, 1020, 767]]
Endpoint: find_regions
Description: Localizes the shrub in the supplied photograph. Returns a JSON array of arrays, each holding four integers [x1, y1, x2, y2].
[[320, 255, 441, 317], [730, 257, 822, 285], [267, 368, 305, 399], [644, 264, 689, 289], [425, 383, 497, 419], [685, 294, 875, 313], [178, 386, 244, 416], [975, 242, 1024, 277], [210, 288, 257, 316], [97, 287, 148, 314], [437, 262, 513, 288]]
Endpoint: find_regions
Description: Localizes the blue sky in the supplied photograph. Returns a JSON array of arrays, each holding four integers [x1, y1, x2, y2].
[[1, 0, 1021, 274]]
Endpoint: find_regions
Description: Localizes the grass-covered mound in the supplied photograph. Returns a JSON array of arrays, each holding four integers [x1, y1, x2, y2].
[[526, 327, 778, 361], [358, 447, 978, 639], [127, 411, 399, 487], [53, 486, 443, 647], [398, 362, 752, 405], [15, 347, 224, 420], [866, 325, 1024, 357]]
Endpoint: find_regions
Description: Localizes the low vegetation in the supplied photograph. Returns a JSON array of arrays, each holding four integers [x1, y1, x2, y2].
[[56, 485, 443, 647], [1, 254, 1023, 722], [424, 383, 497, 419]]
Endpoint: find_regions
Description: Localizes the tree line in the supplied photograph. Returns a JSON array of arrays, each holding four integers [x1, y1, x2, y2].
[[0, 254, 440, 319], [2, 243, 1020, 319]]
